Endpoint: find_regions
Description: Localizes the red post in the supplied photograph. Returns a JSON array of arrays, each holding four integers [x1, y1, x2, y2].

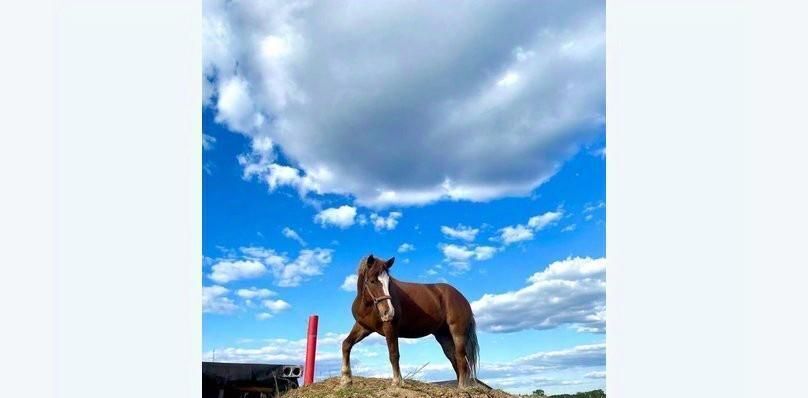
[[303, 314, 319, 386]]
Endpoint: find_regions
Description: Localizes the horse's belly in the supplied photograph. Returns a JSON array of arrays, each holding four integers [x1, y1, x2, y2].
[[397, 329, 433, 339], [397, 317, 443, 338]]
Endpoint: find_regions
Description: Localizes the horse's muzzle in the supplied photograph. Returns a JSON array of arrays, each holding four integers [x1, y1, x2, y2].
[[376, 299, 395, 322]]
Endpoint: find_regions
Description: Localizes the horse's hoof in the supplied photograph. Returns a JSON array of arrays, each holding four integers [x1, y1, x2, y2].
[[391, 379, 403, 387], [340, 376, 352, 387]]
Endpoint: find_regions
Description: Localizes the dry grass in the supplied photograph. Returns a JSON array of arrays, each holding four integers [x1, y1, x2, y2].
[[282, 376, 515, 398]]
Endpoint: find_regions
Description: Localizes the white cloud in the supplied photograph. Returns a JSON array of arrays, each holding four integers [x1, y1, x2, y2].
[[517, 343, 606, 368], [256, 312, 273, 320], [585, 371, 606, 379], [472, 256, 606, 333], [208, 260, 267, 284], [212, 246, 332, 287], [282, 227, 307, 246], [203, 285, 238, 314], [438, 243, 497, 273], [202, 133, 217, 150], [561, 224, 577, 232], [237, 139, 324, 199], [203, 0, 605, 207], [215, 75, 264, 133], [262, 299, 291, 313], [237, 144, 275, 181], [498, 224, 534, 244], [265, 164, 322, 196], [271, 248, 333, 287], [236, 287, 276, 299], [369, 211, 402, 231], [528, 210, 564, 230], [440, 225, 479, 241], [440, 244, 484, 262], [473, 246, 497, 261], [397, 243, 415, 253], [583, 200, 605, 214], [203, 336, 343, 365], [341, 274, 358, 292], [314, 205, 357, 229], [498, 209, 564, 245], [238, 246, 287, 266]]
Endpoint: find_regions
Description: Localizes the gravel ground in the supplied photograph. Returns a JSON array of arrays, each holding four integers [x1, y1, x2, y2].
[[282, 377, 515, 398]]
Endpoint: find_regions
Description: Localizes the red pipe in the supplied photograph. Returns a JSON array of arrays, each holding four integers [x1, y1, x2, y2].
[[303, 314, 319, 386]]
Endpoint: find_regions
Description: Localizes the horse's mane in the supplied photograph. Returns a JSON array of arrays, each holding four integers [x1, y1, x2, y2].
[[355, 255, 370, 294], [356, 255, 370, 274]]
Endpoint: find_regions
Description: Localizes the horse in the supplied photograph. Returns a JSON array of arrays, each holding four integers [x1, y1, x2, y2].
[[340, 254, 480, 388]]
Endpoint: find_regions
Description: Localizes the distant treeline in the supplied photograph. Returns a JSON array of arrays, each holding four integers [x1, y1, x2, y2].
[[527, 389, 606, 398]]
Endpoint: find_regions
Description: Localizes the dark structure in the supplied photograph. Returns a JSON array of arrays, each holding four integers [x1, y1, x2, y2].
[[202, 362, 302, 398]]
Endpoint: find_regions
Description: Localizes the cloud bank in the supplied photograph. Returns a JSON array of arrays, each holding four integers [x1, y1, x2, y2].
[[472, 256, 605, 333]]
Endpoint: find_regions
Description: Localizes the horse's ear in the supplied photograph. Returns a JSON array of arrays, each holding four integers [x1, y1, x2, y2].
[[366, 254, 375, 265], [385, 257, 395, 269]]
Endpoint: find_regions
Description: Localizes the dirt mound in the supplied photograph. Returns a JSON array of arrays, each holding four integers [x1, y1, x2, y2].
[[282, 377, 514, 398]]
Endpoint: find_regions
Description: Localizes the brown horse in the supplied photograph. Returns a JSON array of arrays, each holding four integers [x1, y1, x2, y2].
[[340, 254, 479, 388]]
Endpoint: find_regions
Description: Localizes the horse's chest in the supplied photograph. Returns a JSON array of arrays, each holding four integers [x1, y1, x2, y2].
[[352, 301, 380, 328]]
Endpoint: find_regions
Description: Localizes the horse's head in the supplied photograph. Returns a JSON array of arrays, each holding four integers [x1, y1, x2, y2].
[[359, 254, 396, 322]]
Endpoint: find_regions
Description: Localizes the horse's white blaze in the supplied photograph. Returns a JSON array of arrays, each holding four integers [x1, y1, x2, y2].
[[378, 270, 394, 320]]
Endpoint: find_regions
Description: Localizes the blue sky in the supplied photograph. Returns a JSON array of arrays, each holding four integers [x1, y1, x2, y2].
[[202, 0, 604, 394]]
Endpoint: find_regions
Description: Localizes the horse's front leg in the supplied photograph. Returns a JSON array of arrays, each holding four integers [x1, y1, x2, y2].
[[382, 322, 402, 386], [341, 322, 371, 386]]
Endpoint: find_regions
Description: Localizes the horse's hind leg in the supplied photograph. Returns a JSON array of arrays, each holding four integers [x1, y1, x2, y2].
[[341, 322, 371, 386], [434, 333, 459, 378], [448, 324, 471, 388]]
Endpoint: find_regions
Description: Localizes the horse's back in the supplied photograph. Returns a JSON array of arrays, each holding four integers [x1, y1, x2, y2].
[[432, 282, 473, 316], [394, 280, 473, 333]]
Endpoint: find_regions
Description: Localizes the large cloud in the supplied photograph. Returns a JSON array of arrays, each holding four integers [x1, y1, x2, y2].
[[203, 0, 605, 207], [471, 256, 605, 333]]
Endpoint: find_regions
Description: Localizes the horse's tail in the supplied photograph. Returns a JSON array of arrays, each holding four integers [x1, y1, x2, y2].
[[465, 317, 480, 382]]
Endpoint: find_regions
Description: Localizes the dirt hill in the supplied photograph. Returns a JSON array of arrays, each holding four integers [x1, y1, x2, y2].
[[282, 377, 515, 398]]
